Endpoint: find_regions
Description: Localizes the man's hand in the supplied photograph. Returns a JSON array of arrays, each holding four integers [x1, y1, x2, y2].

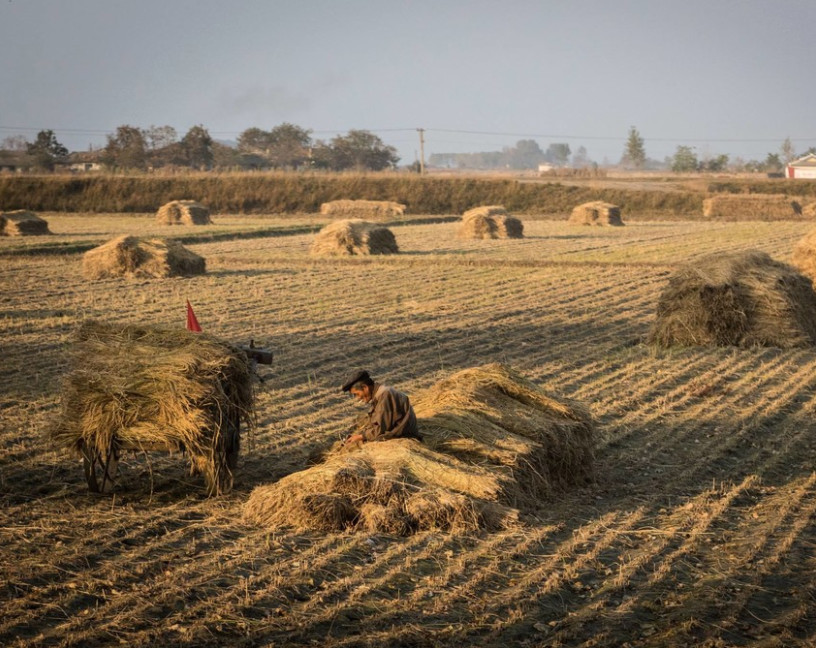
[[344, 433, 364, 445]]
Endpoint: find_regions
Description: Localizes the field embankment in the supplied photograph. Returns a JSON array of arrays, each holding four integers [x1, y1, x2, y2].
[[0, 173, 704, 218]]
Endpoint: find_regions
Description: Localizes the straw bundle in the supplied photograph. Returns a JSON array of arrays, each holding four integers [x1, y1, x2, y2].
[[413, 363, 595, 503], [802, 202, 816, 219], [790, 227, 816, 282], [244, 363, 594, 534], [458, 206, 524, 239], [50, 321, 255, 495], [649, 250, 816, 348], [568, 201, 623, 226], [310, 219, 398, 256], [702, 194, 802, 220], [156, 200, 212, 225], [320, 199, 406, 221], [244, 439, 518, 534], [82, 235, 206, 279], [0, 210, 51, 236]]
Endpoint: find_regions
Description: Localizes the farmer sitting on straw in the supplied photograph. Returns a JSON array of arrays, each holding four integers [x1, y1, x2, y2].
[[342, 370, 421, 444]]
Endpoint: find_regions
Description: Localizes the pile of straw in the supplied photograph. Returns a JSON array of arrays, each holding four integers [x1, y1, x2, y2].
[[568, 201, 623, 226], [82, 235, 206, 279], [0, 210, 51, 236], [156, 200, 212, 225], [458, 205, 524, 239], [320, 199, 406, 221], [649, 250, 816, 348], [244, 363, 595, 534], [702, 194, 802, 220], [310, 219, 399, 256], [50, 321, 255, 495], [802, 202, 816, 219], [791, 227, 816, 281]]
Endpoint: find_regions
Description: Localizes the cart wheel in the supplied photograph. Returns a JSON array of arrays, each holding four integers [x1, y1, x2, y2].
[[82, 445, 119, 493]]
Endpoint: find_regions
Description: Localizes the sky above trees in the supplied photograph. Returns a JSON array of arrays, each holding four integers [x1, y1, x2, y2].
[[2, 0, 815, 166]]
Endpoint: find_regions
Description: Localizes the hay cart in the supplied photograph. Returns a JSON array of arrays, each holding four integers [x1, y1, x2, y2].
[[52, 322, 272, 496]]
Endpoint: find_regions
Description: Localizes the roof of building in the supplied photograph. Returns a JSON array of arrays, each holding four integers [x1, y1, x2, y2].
[[788, 153, 816, 167]]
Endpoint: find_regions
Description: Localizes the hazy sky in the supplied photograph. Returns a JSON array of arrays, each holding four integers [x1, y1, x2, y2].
[[2, 0, 815, 165]]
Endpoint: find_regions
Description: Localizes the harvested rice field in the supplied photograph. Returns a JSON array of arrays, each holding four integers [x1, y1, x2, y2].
[[2, 212, 816, 647]]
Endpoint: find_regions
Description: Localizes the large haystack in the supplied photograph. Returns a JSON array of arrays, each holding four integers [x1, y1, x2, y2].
[[458, 206, 524, 239], [568, 201, 623, 226], [0, 210, 51, 236], [649, 250, 816, 348], [50, 321, 255, 495], [320, 199, 406, 221], [156, 200, 212, 225], [310, 219, 398, 256], [702, 194, 802, 220], [82, 235, 206, 279], [244, 364, 595, 534]]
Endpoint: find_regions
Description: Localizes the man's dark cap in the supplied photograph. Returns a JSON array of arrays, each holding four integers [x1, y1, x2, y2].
[[342, 369, 371, 392]]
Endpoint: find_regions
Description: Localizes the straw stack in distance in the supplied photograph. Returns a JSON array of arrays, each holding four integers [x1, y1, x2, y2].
[[50, 321, 255, 496], [310, 219, 399, 256], [82, 235, 206, 279], [320, 199, 406, 221], [243, 363, 595, 534], [649, 250, 816, 348], [568, 201, 623, 226], [156, 200, 212, 225], [0, 210, 51, 236], [458, 205, 524, 239], [702, 194, 802, 220]]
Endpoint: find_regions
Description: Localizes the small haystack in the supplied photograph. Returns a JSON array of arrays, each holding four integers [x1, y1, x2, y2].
[[156, 200, 212, 225], [82, 235, 206, 279], [649, 250, 816, 348], [320, 199, 406, 221], [568, 201, 623, 226], [702, 194, 802, 220], [802, 202, 816, 219], [50, 321, 255, 495], [791, 227, 816, 282], [458, 205, 524, 239], [244, 363, 595, 534], [310, 219, 399, 256], [0, 210, 51, 236]]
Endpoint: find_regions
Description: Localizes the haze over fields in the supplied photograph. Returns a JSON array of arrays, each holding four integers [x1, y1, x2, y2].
[[2, 0, 816, 164]]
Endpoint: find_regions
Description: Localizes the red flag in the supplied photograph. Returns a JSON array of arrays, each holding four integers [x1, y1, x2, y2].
[[186, 300, 202, 332]]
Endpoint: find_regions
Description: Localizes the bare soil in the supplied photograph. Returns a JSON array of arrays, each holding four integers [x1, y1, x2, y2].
[[2, 214, 815, 647]]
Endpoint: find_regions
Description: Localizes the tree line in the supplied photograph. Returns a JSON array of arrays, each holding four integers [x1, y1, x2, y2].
[[0, 123, 400, 172]]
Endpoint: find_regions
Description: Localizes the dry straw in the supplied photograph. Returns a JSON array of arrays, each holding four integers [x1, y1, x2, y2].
[[320, 199, 406, 221], [50, 321, 255, 495], [310, 219, 399, 256], [244, 363, 595, 534], [649, 250, 816, 348], [156, 200, 212, 225], [791, 227, 816, 282], [458, 205, 524, 239], [82, 235, 206, 279], [568, 201, 623, 226], [702, 194, 802, 220], [0, 210, 51, 236]]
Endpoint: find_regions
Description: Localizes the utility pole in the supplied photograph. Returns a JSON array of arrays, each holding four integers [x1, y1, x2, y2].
[[416, 128, 425, 174]]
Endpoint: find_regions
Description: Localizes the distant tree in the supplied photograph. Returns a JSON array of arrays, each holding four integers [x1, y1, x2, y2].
[[181, 125, 214, 169], [27, 129, 69, 170], [327, 130, 399, 171], [763, 152, 783, 173], [1, 135, 29, 152], [506, 139, 545, 169], [237, 127, 272, 156], [701, 154, 729, 172], [780, 137, 796, 164], [104, 125, 147, 170], [622, 126, 646, 169], [545, 143, 571, 166], [211, 141, 240, 169], [572, 145, 591, 168], [144, 125, 178, 151], [671, 145, 698, 172], [806, 147, 816, 156], [267, 123, 312, 168]]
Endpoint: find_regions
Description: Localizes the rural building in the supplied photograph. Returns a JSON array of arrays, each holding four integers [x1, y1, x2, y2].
[[786, 153, 816, 179]]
